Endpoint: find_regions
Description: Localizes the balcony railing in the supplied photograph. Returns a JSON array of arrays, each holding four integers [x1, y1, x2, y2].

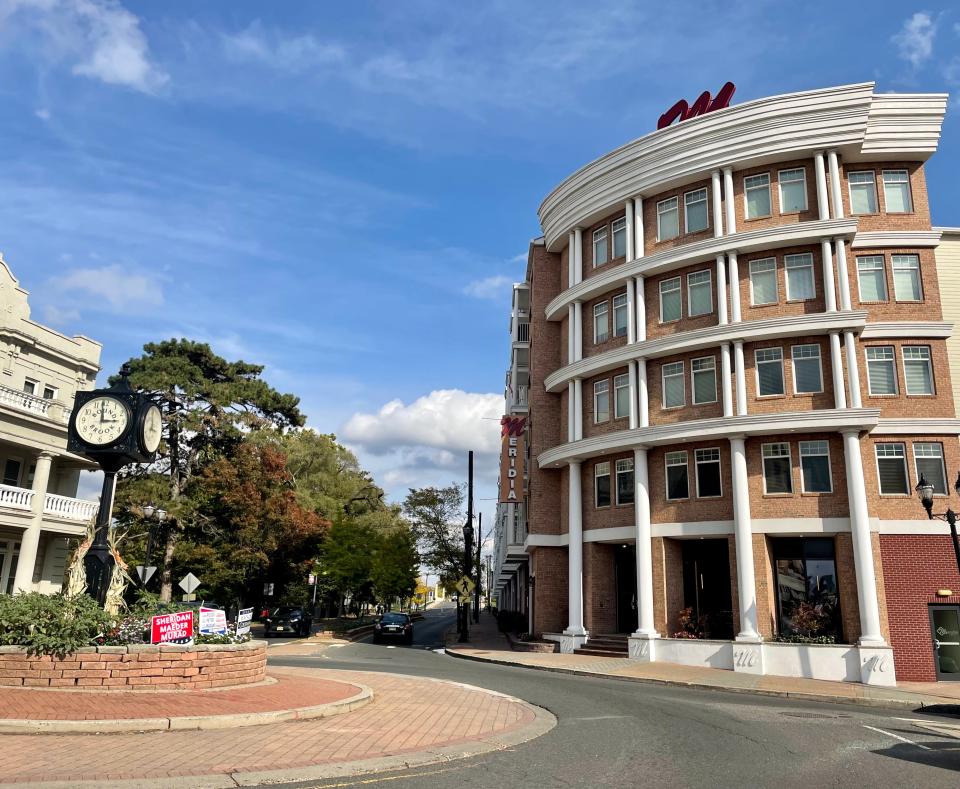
[[44, 494, 98, 522], [515, 322, 530, 343], [514, 384, 528, 406], [0, 484, 34, 511], [0, 384, 69, 424]]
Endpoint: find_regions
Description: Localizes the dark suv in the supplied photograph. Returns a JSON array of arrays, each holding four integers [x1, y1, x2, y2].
[[263, 606, 313, 637]]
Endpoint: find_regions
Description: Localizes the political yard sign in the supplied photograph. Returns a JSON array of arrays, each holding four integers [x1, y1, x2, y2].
[[150, 610, 195, 645]]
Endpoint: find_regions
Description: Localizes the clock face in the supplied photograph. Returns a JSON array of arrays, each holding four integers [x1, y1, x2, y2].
[[141, 404, 162, 454], [75, 396, 130, 446]]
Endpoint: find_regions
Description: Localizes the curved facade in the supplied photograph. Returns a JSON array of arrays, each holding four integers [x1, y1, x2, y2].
[[495, 83, 960, 685]]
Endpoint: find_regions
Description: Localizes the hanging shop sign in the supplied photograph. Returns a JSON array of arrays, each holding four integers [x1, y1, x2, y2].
[[499, 416, 527, 503], [657, 81, 736, 130]]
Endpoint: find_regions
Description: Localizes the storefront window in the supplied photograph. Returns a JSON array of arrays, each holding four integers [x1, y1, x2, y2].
[[771, 538, 841, 641]]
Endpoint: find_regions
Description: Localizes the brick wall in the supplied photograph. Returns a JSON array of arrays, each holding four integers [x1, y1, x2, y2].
[[583, 542, 617, 633], [530, 546, 567, 635], [736, 244, 829, 320]]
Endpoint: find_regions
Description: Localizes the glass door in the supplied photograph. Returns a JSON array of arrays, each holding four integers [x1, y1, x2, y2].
[[0, 539, 20, 594], [929, 605, 960, 681]]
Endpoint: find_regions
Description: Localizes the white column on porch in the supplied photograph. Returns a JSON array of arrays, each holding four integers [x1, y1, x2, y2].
[[820, 239, 837, 312], [567, 231, 576, 289], [633, 447, 658, 638], [565, 461, 587, 637], [723, 167, 737, 235], [733, 340, 747, 416], [829, 332, 847, 409], [716, 254, 728, 325], [729, 437, 760, 641], [827, 150, 844, 219], [727, 251, 741, 322], [814, 152, 830, 221], [573, 301, 583, 362], [637, 359, 649, 428], [573, 227, 584, 283], [835, 238, 852, 311], [625, 199, 635, 262], [567, 304, 575, 366], [628, 361, 638, 430], [721, 343, 733, 417], [635, 276, 646, 342], [626, 277, 636, 345], [712, 170, 724, 238], [13, 452, 54, 593], [574, 378, 583, 440], [567, 381, 576, 443], [633, 198, 644, 258], [845, 331, 862, 408]]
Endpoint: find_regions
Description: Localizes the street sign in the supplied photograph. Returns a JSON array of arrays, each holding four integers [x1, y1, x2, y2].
[[150, 610, 194, 644], [308, 573, 316, 586], [236, 607, 253, 636], [454, 575, 476, 597], [263, 582, 275, 596], [136, 565, 157, 584], [199, 607, 227, 635], [178, 572, 201, 594]]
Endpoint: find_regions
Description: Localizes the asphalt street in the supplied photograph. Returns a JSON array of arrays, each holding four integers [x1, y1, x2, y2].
[[269, 607, 960, 788]]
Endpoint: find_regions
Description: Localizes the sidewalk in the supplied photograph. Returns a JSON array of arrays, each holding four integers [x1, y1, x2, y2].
[[447, 614, 960, 711]]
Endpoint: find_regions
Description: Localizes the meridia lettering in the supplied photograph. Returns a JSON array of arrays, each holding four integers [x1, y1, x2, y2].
[[657, 82, 736, 130]]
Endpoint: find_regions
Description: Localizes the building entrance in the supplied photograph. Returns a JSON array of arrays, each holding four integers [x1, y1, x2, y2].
[[614, 544, 637, 634], [929, 605, 960, 681], [681, 539, 733, 639]]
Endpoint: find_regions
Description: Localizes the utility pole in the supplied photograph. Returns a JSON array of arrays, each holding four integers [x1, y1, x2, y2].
[[474, 512, 482, 622], [459, 451, 474, 643]]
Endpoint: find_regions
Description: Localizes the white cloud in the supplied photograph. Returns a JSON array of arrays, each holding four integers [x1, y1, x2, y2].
[[463, 274, 513, 300], [52, 264, 164, 312], [222, 21, 345, 72], [892, 12, 937, 68], [34, 108, 50, 120], [41, 303, 80, 324]]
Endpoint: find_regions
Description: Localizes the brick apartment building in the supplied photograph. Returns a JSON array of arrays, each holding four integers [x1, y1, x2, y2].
[[493, 83, 960, 685]]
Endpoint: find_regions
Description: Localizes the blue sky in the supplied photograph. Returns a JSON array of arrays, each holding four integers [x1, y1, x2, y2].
[[1, 1, 959, 531]]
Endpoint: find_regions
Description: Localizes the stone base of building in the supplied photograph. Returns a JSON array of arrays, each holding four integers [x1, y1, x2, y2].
[[543, 632, 588, 653]]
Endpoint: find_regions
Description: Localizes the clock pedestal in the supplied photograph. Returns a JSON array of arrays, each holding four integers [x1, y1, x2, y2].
[[84, 465, 120, 606]]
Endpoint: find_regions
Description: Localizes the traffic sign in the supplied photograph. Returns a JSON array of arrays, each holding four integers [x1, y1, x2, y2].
[[136, 565, 157, 584], [454, 575, 476, 597], [178, 572, 201, 594]]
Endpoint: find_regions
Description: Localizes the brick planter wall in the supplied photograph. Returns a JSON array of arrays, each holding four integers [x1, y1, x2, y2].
[[0, 641, 267, 690]]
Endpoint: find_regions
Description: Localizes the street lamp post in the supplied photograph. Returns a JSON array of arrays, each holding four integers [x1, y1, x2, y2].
[[141, 504, 167, 569], [915, 472, 960, 573], [459, 519, 474, 643]]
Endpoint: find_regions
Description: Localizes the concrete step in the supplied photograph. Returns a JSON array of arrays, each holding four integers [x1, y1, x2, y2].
[[573, 647, 629, 658]]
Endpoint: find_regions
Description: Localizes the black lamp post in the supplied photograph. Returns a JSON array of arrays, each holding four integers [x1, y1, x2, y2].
[[141, 503, 167, 568], [459, 520, 474, 643], [915, 472, 960, 573]]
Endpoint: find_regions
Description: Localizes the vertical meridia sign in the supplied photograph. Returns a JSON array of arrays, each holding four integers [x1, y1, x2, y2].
[[499, 416, 527, 503]]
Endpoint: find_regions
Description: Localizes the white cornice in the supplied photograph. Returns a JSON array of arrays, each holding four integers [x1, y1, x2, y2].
[[537, 408, 880, 467], [544, 310, 867, 393], [873, 417, 960, 435], [860, 321, 952, 339], [545, 218, 858, 321], [851, 230, 942, 249]]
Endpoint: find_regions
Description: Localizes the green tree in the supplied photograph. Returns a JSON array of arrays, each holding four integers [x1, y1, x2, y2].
[[370, 528, 419, 607], [402, 484, 465, 590], [320, 517, 375, 618]]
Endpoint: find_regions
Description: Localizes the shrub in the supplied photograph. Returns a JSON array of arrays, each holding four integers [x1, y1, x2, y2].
[[0, 592, 113, 657]]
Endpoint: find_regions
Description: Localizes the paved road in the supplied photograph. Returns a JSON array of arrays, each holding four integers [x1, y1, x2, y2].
[[270, 608, 960, 788]]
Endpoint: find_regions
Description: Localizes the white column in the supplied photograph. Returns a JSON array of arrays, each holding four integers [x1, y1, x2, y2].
[[567, 231, 576, 288], [734, 340, 747, 416], [567, 381, 576, 443], [633, 448, 658, 638], [711, 170, 724, 237], [13, 452, 54, 593], [637, 359, 649, 428], [844, 331, 862, 408], [574, 378, 583, 440], [721, 343, 733, 417], [565, 461, 587, 637], [567, 304, 575, 365], [727, 251, 741, 322], [820, 239, 837, 312], [573, 227, 584, 284], [842, 430, 885, 645], [827, 151, 844, 220], [573, 301, 583, 362], [625, 199, 635, 262], [814, 152, 830, 221], [628, 361, 638, 430], [829, 332, 847, 409], [626, 276, 636, 344], [635, 276, 646, 342], [723, 167, 737, 235], [716, 254, 728, 325], [634, 198, 644, 258], [730, 437, 760, 640], [835, 238, 851, 311]]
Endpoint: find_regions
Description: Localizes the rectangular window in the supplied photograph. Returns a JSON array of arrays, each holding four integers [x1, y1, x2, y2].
[[595, 462, 611, 507], [856, 255, 888, 302], [756, 348, 785, 397], [42, 385, 57, 400], [914, 443, 947, 495], [593, 301, 609, 343], [762, 442, 793, 494], [882, 169, 913, 213], [691, 356, 717, 405], [2, 458, 22, 487], [849, 171, 878, 214], [778, 168, 807, 213], [613, 293, 629, 337], [612, 217, 627, 258], [594, 380, 610, 423], [745, 173, 771, 219], [684, 188, 709, 234], [662, 361, 685, 409], [593, 227, 608, 267], [892, 254, 922, 301], [614, 373, 630, 419], [687, 270, 712, 317], [22, 379, 37, 396], [799, 440, 832, 493], [866, 346, 898, 395], [791, 344, 823, 394], [616, 458, 635, 505], [657, 197, 679, 241], [902, 346, 933, 395], [876, 443, 909, 495], [772, 538, 840, 640], [784, 253, 815, 301], [665, 451, 689, 500], [695, 448, 722, 498], [659, 277, 681, 323], [749, 258, 778, 305]]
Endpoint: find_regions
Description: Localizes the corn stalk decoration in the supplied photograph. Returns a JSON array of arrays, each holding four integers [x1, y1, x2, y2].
[[64, 519, 132, 614], [64, 520, 95, 599]]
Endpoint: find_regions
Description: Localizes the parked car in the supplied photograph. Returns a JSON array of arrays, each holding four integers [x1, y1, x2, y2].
[[373, 612, 413, 645], [263, 606, 313, 637]]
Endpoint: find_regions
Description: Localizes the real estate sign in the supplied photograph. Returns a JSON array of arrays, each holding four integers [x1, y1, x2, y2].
[[150, 610, 194, 644], [499, 416, 526, 503]]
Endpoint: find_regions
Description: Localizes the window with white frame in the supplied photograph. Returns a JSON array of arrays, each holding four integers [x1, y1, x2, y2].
[[791, 344, 823, 394], [593, 301, 609, 343], [778, 168, 807, 213], [687, 270, 712, 317], [882, 169, 913, 213], [695, 447, 722, 498], [22, 379, 38, 396], [691, 356, 717, 405], [684, 188, 709, 234], [612, 217, 627, 258], [799, 440, 832, 493], [856, 255, 887, 302], [595, 461, 611, 507], [745, 173, 771, 219], [594, 380, 610, 423], [613, 293, 629, 337], [784, 253, 815, 301], [914, 443, 947, 495], [42, 385, 57, 400], [662, 361, 685, 409], [866, 346, 897, 395], [657, 197, 679, 241], [756, 347, 785, 396], [614, 373, 630, 419], [593, 226, 608, 267], [892, 254, 922, 301], [849, 171, 878, 214], [902, 346, 934, 395], [876, 443, 909, 495], [749, 258, 778, 305], [659, 277, 681, 322], [616, 458, 635, 505], [665, 451, 689, 500], [762, 442, 793, 494]]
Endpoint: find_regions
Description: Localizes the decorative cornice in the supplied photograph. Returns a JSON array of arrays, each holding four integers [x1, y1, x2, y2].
[[873, 417, 960, 435], [860, 321, 952, 339], [851, 230, 942, 249]]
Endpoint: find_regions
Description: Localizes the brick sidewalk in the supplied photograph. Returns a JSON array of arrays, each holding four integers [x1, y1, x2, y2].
[[0, 668, 551, 787]]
